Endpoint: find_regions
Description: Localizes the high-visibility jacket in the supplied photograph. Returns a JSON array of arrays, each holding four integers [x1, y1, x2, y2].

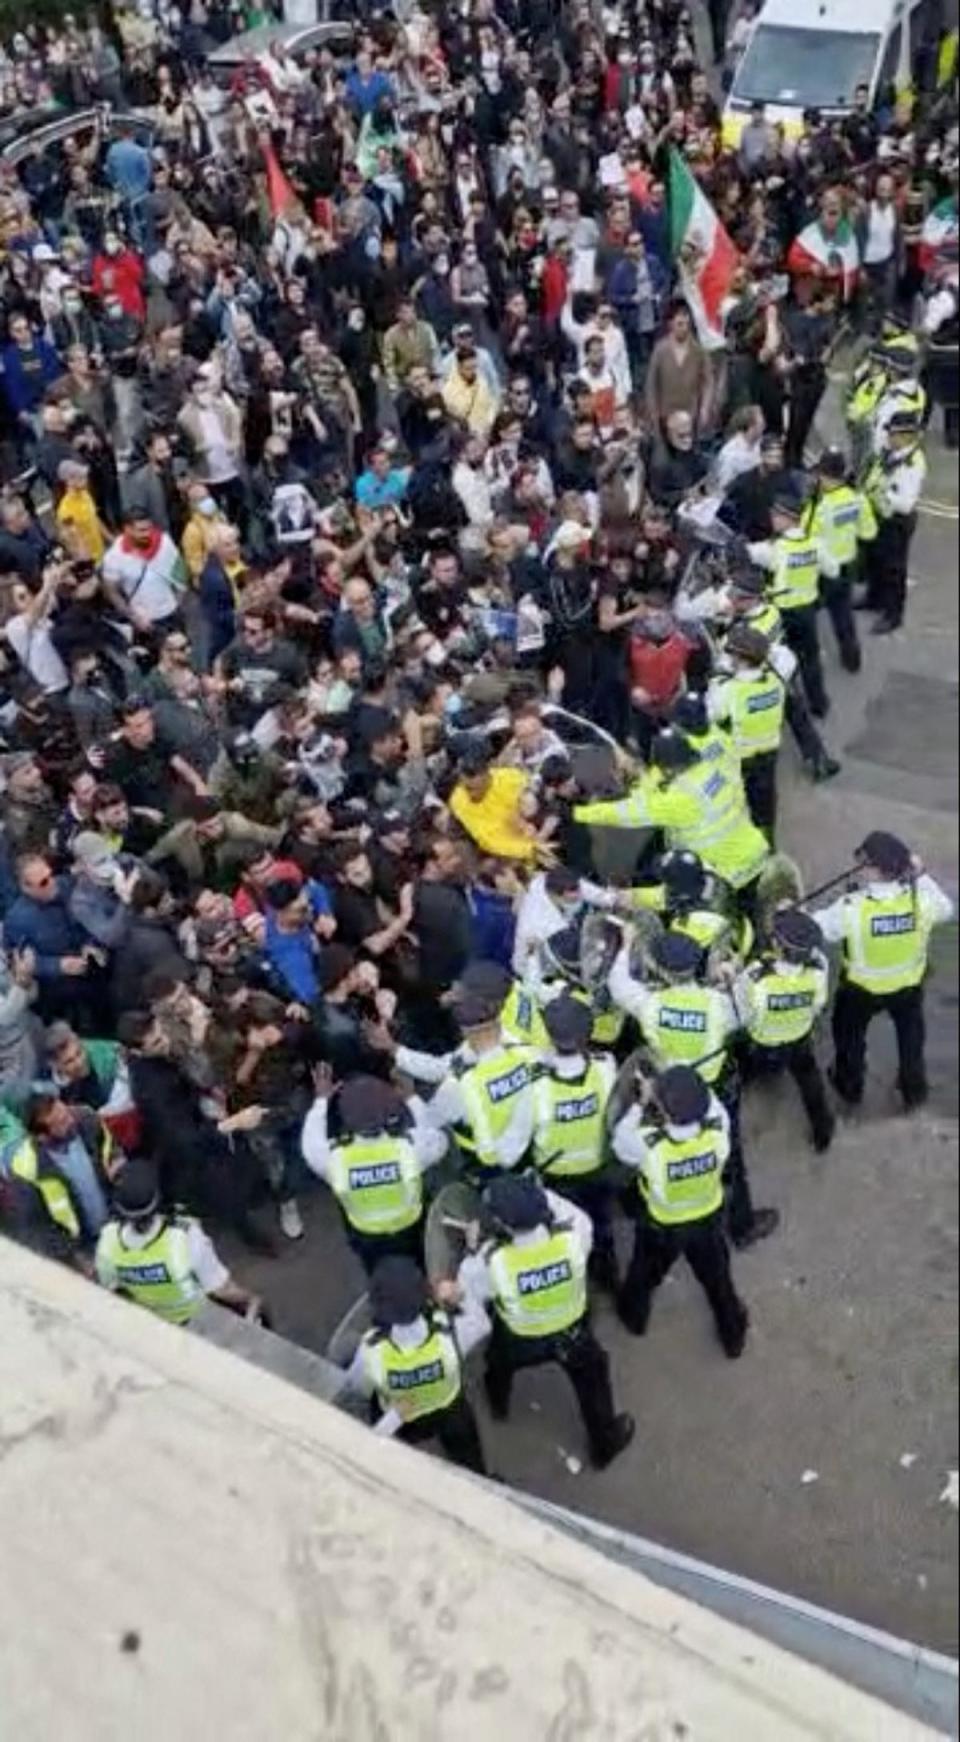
[[769, 530, 822, 611], [741, 961, 826, 1046], [847, 359, 888, 426], [864, 448, 928, 521], [9, 1118, 115, 1241], [532, 1059, 612, 1178], [488, 1225, 587, 1337], [501, 982, 625, 1053], [637, 1120, 727, 1225], [808, 485, 878, 569], [719, 667, 787, 760], [576, 764, 769, 892], [95, 1216, 205, 1324], [455, 1045, 538, 1170], [838, 888, 934, 993], [636, 983, 733, 1084], [326, 1135, 423, 1234], [361, 1315, 462, 1423]]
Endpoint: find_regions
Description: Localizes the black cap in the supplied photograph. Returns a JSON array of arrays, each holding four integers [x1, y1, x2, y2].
[[656, 1065, 709, 1125], [660, 849, 706, 903], [887, 409, 921, 436], [486, 1173, 549, 1232], [650, 728, 696, 771], [858, 830, 911, 877], [543, 992, 592, 1052], [725, 622, 770, 664], [818, 447, 847, 481], [369, 1256, 428, 1329], [773, 490, 803, 518], [771, 906, 824, 959], [651, 930, 702, 977], [455, 960, 512, 1005], [884, 343, 916, 374], [544, 922, 582, 981], [113, 1158, 161, 1218], [672, 692, 709, 736], [339, 1075, 406, 1135], [729, 566, 767, 598], [455, 991, 501, 1030]]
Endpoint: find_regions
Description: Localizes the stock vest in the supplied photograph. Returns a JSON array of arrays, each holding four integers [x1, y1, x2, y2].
[[455, 1045, 538, 1170], [638, 1120, 726, 1226], [808, 485, 878, 569], [637, 984, 732, 1084], [769, 530, 822, 611], [501, 983, 625, 1053], [532, 1061, 610, 1178], [669, 760, 770, 891], [685, 723, 740, 787], [9, 1118, 115, 1242], [361, 1316, 463, 1423], [488, 1225, 587, 1338], [847, 360, 887, 426], [95, 1217, 205, 1324], [742, 961, 825, 1047], [722, 668, 787, 760], [326, 1135, 423, 1235], [839, 889, 932, 994], [864, 448, 928, 520]]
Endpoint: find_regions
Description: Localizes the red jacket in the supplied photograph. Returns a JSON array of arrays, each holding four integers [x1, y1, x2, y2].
[[541, 254, 569, 324], [628, 629, 692, 708], [92, 249, 145, 321]]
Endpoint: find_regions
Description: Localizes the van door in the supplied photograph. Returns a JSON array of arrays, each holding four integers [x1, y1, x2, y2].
[[874, 20, 904, 104]]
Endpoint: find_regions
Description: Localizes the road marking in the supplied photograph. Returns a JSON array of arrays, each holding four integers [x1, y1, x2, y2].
[[919, 499, 959, 521]]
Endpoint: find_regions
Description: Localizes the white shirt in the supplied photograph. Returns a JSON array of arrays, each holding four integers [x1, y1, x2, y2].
[[4, 610, 68, 693], [456, 1186, 594, 1308], [102, 533, 183, 624], [560, 304, 632, 405], [426, 1043, 539, 1170], [815, 874, 954, 944], [923, 283, 959, 337], [714, 432, 762, 493], [748, 529, 840, 582], [452, 460, 494, 529], [864, 202, 897, 266], [511, 873, 614, 975], [95, 1215, 228, 1294], [301, 1094, 447, 1182], [344, 1299, 491, 1438]]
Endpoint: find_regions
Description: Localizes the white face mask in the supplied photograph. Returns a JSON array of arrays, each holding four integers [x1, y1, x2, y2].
[[197, 496, 217, 516], [348, 308, 365, 330], [105, 239, 121, 256]]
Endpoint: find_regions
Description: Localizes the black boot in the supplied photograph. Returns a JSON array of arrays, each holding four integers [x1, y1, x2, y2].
[[810, 755, 841, 783], [591, 1412, 636, 1470], [731, 1207, 780, 1249]]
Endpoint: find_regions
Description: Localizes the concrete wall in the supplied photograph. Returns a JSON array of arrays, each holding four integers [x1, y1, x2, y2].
[[0, 1237, 946, 1742]]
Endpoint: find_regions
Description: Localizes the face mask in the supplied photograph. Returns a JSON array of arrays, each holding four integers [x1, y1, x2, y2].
[[348, 308, 365, 330], [105, 239, 121, 256], [197, 496, 217, 516], [434, 256, 449, 276], [106, 305, 124, 320], [64, 297, 82, 314]]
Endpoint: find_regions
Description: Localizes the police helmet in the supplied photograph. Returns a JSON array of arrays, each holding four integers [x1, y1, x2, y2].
[[725, 622, 770, 665], [659, 849, 706, 906], [339, 1075, 407, 1136], [771, 905, 824, 961], [650, 929, 702, 979], [817, 447, 848, 482], [542, 921, 583, 984], [729, 565, 768, 599], [672, 692, 709, 737], [887, 409, 921, 437], [857, 830, 912, 878], [112, 1158, 161, 1220], [486, 1173, 549, 1233], [650, 728, 697, 772], [656, 1065, 710, 1125], [455, 991, 502, 1032], [773, 489, 804, 520], [369, 1256, 428, 1329], [543, 991, 592, 1053], [884, 343, 917, 375], [454, 959, 512, 1007]]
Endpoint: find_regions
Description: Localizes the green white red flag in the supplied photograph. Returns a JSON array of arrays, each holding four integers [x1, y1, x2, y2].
[[668, 147, 739, 351]]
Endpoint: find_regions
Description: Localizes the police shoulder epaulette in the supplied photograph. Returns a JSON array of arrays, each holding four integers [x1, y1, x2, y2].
[[451, 1054, 471, 1080]]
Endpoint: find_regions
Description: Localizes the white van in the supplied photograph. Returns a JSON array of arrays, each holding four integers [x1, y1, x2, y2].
[[722, 0, 945, 145]]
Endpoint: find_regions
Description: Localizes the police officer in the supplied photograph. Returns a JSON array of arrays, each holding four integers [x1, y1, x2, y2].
[[748, 489, 839, 721], [302, 1070, 446, 1272], [807, 448, 877, 674], [456, 1172, 635, 1469], [862, 411, 928, 635], [734, 907, 834, 1152], [575, 728, 771, 902], [95, 1158, 260, 1323], [671, 692, 740, 787], [612, 1065, 749, 1356], [815, 832, 954, 1111], [723, 570, 841, 785], [621, 849, 754, 963], [609, 929, 779, 1248], [502, 920, 627, 1054], [708, 623, 789, 839], [922, 238, 960, 448], [872, 344, 929, 453], [428, 992, 540, 1180], [346, 1256, 489, 1474], [846, 343, 889, 472], [533, 993, 619, 1288]]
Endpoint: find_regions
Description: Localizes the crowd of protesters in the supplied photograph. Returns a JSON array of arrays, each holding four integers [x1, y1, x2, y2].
[[0, 0, 956, 1302]]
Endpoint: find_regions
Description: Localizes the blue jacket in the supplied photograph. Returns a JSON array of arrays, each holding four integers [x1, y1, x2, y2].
[[344, 67, 394, 115], [262, 881, 333, 1004], [1, 337, 62, 417], [199, 557, 238, 666], [4, 882, 91, 980], [105, 136, 152, 199]]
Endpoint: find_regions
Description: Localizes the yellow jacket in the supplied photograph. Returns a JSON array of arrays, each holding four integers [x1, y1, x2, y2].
[[55, 487, 106, 562], [442, 368, 499, 437], [182, 508, 227, 583], [449, 766, 537, 863]]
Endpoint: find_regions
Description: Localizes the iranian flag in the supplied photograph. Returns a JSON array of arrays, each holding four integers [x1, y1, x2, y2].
[[786, 216, 860, 299], [668, 148, 739, 351], [919, 196, 959, 273]]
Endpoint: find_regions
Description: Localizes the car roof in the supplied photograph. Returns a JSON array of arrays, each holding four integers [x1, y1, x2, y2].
[[0, 107, 154, 167], [752, 0, 902, 33], [207, 18, 353, 65]]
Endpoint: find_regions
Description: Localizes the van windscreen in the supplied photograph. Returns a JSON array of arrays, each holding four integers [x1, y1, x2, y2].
[[733, 25, 881, 108]]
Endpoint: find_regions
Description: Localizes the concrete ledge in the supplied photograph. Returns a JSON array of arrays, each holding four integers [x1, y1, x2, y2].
[[0, 1238, 946, 1741]]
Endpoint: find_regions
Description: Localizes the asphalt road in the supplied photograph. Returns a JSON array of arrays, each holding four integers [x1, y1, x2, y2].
[[226, 405, 959, 1658]]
